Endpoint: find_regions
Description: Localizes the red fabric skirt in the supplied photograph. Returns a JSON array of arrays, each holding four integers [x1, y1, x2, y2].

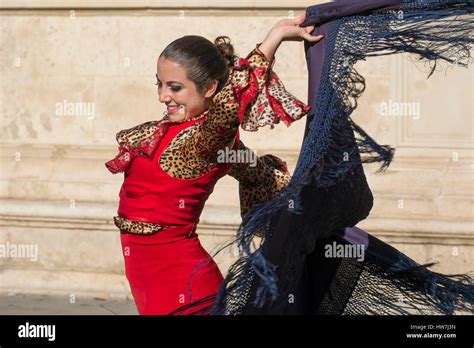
[[120, 225, 224, 315]]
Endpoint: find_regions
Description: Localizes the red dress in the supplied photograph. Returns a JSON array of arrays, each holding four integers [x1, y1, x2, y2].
[[105, 43, 311, 315], [118, 117, 238, 315]]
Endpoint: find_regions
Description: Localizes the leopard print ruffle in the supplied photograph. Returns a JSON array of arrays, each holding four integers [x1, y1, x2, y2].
[[116, 121, 161, 149]]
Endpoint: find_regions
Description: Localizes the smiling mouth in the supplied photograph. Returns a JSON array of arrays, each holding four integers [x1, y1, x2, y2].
[[166, 105, 181, 115]]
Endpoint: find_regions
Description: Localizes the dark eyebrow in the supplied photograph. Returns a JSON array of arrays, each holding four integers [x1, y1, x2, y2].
[[155, 74, 183, 85]]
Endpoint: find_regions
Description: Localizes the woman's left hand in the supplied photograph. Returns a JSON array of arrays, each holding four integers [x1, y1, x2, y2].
[[258, 15, 323, 64], [271, 15, 323, 43]]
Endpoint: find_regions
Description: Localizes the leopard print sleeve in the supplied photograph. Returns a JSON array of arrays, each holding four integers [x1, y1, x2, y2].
[[177, 45, 274, 166], [227, 140, 291, 220], [236, 44, 312, 132]]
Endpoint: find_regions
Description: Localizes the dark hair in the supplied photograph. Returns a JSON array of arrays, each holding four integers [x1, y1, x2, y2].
[[159, 35, 237, 96]]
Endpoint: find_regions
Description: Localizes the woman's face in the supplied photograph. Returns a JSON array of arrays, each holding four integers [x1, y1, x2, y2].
[[156, 56, 217, 122]]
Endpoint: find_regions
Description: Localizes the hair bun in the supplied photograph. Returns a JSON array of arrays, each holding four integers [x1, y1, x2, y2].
[[214, 36, 235, 67]]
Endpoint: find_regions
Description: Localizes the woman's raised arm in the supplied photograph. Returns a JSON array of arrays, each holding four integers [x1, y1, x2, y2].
[[177, 16, 323, 174]]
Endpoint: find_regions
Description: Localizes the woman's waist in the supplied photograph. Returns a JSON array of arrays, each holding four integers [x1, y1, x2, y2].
[[114, 214, 198, 236]]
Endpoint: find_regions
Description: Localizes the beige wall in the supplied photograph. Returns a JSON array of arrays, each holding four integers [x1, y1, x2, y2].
[[0, 1, 472, 299]]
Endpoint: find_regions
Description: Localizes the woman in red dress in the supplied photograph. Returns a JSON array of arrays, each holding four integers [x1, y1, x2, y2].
[[105, 16, 323, 315]]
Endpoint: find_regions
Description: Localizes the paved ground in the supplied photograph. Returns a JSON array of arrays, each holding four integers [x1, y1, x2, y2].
[[3, 293, 469, 315], [0, 293, 138, 315]]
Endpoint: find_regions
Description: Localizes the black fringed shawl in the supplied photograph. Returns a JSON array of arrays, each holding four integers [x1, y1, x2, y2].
[[171, 0, 474, 315]]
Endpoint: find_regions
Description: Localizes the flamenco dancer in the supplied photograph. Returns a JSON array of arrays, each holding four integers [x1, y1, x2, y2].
[[105, 16, 321, 314], [170, 0, 474, 315]]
